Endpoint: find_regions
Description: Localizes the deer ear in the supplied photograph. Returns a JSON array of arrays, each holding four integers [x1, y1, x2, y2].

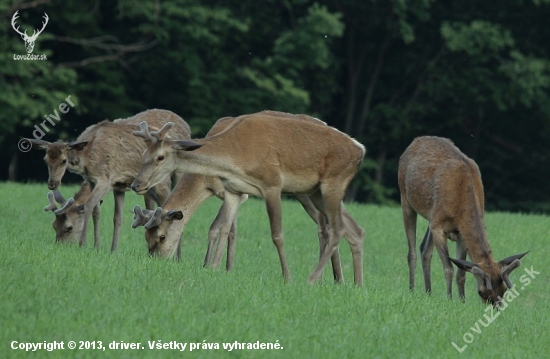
[[449, 257, 476, 272], [26, 138, 51, 150], [171, 140, 203, 152], [499, 251, 529, 266], [67, 141, 88, 151], [166, 210, 184, 221]]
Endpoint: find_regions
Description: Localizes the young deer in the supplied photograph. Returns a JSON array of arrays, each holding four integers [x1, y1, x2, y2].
[[132, 172, 246, 270], [27, 109, 191, 252], [131, 112, 354, 281], [398, 136, 528, 305], [131, 111, 365, 285], [43, 181, 101, 244]]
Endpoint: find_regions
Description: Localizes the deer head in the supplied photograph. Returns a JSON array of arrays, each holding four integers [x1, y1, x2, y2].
[[11, 11, 49, 54], [133, 205, 183, 256], [450, 251, 529, 306], [44, 189, 84, 243], [27, 139, 88, 190], [131, 121, 200, 194]]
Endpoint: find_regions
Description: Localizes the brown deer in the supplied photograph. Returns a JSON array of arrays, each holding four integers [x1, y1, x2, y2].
[[43, 181, 101, 244], [398, 136, 528, 305], [131, 112, 357, 281], [131, 173, 246, 270], [27, 109, 191, 252], [131, 110, 365, 285]]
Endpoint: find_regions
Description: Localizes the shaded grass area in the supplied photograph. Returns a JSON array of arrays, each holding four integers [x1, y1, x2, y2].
[[1, 182, 548, 358]]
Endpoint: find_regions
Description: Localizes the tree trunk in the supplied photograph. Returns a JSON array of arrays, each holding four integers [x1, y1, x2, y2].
[[8, 147, 18, 181]]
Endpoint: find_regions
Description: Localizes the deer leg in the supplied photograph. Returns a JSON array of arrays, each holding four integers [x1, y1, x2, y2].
[[308, 190, 360, 285], [204, 197, 232, 268], [111, 190, 125, 253], [295, 194, 343, 283], [211, 191, 242, 270], [78, 182, 111, 248], [226, 194, 247, 271], [226, 220, 237, 272], [401, 196, 418, 291], [338, 202, 364, 286], [340, 204, 365, 282], [204, 225, 217, 268], [456, 240, 467, 301], [420, 227, 434, 294], [431, 226, 453, 298], [264, 190, 291, 282], [92, 203, 101, 249]]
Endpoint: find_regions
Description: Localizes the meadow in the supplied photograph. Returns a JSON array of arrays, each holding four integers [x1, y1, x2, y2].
[[1, 182, 548, 358]]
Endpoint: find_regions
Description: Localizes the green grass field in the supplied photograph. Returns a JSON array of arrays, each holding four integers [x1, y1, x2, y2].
[[1, 182, 548, 358]]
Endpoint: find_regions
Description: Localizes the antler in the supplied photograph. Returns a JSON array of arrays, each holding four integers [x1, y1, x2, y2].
[[11, 11, 26, 38], [144, 207, 163, 229], [44, 192, 58, 212], [54, 198, 75, 216], [133, 121, 156, 143], [151, 122, 173, 142], [132, 206, 154, 228], [53, 190, 67, 206]]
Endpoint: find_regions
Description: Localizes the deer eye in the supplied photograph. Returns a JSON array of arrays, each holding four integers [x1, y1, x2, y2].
[[62, 159, 67, 164], [157, 155, 165, 161], [159, 235, 166, 242]]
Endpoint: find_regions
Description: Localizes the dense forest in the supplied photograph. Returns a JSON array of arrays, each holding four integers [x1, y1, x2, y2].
[[2, 0, 550, 213]]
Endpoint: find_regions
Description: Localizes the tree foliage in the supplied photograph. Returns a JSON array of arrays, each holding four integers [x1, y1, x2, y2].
[[1, 0, 550, 213]]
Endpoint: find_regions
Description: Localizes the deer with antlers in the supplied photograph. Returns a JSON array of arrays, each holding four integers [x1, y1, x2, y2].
[[11, 10, 48, 54], [27, 109, 191, 252], [43, 181, 103, 244], [398, 136, 528, 305], [131, 112, 359, 281], [130, 110, 365, 285]]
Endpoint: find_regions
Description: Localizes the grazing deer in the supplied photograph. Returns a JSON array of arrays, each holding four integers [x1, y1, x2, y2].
[[131, 110, 365, 285], [132, 173, 246, 270], [27, 109, 191, 252], [131, 112, 357, 281], [398, 136, 528, 304], [43, 181, 101, 244]]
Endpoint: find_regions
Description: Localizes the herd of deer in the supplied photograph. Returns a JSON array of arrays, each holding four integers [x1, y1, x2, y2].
[[27, 109, 528, 306]]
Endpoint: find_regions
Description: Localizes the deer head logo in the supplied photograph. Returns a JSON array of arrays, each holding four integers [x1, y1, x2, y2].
[[11, 11, 49, 54]]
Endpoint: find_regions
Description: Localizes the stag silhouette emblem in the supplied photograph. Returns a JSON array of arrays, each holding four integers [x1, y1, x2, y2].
[[11, 11, 49, 54]]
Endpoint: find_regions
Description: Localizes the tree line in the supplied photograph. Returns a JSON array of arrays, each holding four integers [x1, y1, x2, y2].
[[2, 0, 550, 213]]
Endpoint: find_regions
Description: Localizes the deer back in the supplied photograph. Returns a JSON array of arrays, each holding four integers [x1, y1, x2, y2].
[[74, 110, 190, 185], [194, 113, 365, 190], [398, 136, 485, 226]]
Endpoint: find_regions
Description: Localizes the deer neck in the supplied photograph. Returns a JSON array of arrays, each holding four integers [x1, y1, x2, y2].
[[67, 150, 85, 175], [175, 138, 237, 179], [460, 217, 495, 265], [165, 173, 219, 215]]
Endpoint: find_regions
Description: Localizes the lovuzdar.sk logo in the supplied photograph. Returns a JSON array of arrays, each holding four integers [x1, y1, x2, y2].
[[11, 10, 48, 61]]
